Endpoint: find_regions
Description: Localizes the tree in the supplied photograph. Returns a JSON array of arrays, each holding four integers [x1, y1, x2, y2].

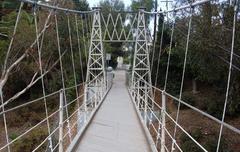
[[0, 0, 20, 19], [72, 0, 90, 11], [99, 0, 126, 68], [131, 0, 154, 12], [165, 1, 240, 117], [151, 10, 172, 89]]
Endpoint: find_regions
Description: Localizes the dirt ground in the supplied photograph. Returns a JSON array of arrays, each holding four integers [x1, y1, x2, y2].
[[152, 89, 240, 152]]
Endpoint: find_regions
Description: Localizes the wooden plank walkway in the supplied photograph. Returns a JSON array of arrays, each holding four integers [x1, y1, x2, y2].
[[74, 70, 151, 152]]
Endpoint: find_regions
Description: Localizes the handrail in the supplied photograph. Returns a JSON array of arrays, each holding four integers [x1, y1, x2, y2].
[[0, 75, 106, 115], [130, 79, 240, 135], [0, 79, 112, 151], [0, 82, 85, 115]]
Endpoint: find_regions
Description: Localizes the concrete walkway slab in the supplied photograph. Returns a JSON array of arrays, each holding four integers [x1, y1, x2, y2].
[[74, 70, 151, 152]]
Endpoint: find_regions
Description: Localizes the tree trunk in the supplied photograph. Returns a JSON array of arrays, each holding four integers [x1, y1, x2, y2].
[[192, 79, 197, 94]]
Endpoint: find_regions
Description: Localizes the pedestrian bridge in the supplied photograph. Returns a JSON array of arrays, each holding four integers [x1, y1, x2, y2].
[[0, 0, 240, 152], [74, 70, 151, 152]]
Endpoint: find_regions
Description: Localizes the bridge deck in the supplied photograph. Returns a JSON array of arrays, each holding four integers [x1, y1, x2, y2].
[[74, 70, 151, 152]]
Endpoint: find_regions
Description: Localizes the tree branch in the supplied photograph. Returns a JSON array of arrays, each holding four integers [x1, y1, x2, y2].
[[0, 49, 67, 108]]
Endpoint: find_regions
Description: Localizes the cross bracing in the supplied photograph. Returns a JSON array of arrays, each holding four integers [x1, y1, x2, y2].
[[101, 12, 138, 42]]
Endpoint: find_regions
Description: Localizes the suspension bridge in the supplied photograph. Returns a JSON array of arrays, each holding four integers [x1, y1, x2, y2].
[[0, 0, 240, 151]]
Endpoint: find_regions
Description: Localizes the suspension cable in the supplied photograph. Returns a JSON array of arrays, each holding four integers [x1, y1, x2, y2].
[[171, 6, 193, 152], [155, 11, 177, 149], [164, 13, 176, 91], [154, 14, 165, 96], [151, 14, 159, 72], [33, 5, 53, 151], [67, 13, 79, 104], [0, 2, 23, 152], [81, 14, 88, 65], [2, 2, 23, 74], [67, 14, 81, 139], [75, 14, 85, 82], [216, 2, 238, 151], [85, 13, 91, 63], [54, 12, 72, 141]]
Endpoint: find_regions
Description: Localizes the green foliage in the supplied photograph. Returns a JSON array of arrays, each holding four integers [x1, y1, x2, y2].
[[0, 0, 89, 151], [180, 129, 231, 152], [9, 132, 18, 140], [1, 0, 89, 103], [131, 0, 154, 12], [7, 104, 45, 127], [130, 0, 154, 24], [0, 40, 8, 65], [100, 0, 125, 12], [181, 91, 196, 108], [152, 1, 240, 117], [1, 10, 37, 99], [12, 126, 48, 152], [227, 72, 240, 116], [72, 0, 90, 11], [1, 0, 20, 10], [205, 98, 223, 119], [99, 0, 126, 68], [180, 129, 202, 152], [204, 136, 230, 152]]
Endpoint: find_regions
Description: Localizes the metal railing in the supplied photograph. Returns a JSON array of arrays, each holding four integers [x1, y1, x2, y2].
[[0, 76, 112, 152]]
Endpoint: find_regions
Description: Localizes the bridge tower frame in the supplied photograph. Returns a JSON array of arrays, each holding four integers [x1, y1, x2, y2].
[[131, 8, 153, 102], [84, 7, 106, 109]]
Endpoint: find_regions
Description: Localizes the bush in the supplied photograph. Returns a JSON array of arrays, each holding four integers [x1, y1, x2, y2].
[[227, 74, 240, 117], [204, 136, 231, 152], [7, 106, 44, 127], [205, 99, 223, 119], [180, 129, 202, 152], [9, 132, 18, 140], [180, 129, 231, 152], [181, 140, 202, 152], [180, 91, 196, 109], [12, 126, 48, 152]]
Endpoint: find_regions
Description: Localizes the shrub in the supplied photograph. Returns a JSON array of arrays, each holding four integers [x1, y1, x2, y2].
[[9, 133, 18, 140], [180, 129, 231, 152], [181, 140, 202, 152], [205, 99, 223, 119], [204, 135, 231, 152], [7, 106, 44, 127], [12, 126, 48, 152], [180, 91, 196, 109], [180, 129, 202, 152]]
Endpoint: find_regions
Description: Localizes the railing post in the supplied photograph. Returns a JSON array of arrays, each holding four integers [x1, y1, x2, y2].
[[137, 81, 140, 109], [59, 90, 64, 152], [161, 91, 166, 152], [129, 72, 131, 88], [48, 137, 53, 152], [144, 83, 148, 124], [101, 78, 104, 98], [83, 83, 88, 122], [0, 87, 10, 152], [95, 80, 98, 107], [67, 121, 72, 142], [132, 79, 135, 100]]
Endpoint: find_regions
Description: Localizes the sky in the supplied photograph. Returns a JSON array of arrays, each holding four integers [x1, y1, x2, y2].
[[88, 0, 132, 8], [88, 0, 170, 11]]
